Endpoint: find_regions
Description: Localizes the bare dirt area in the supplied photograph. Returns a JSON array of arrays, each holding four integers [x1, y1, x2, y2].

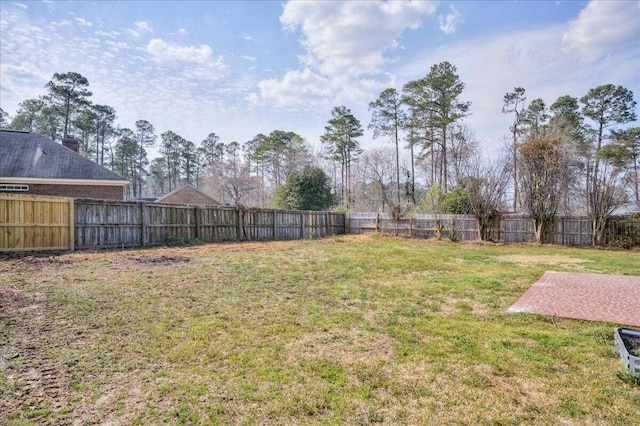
[[493, 254, 591, 267], [0, 284, 71, 424]]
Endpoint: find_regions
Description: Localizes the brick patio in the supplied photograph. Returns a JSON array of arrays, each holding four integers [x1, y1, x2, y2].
[[508, 271, 640, 327]]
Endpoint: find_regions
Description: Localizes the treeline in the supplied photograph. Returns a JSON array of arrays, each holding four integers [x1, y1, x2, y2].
[[1, 67, 638, 244], [0, 72, 315, 203]]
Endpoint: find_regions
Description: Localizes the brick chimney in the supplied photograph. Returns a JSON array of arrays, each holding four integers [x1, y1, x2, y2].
[[62, 137, 80, 153]]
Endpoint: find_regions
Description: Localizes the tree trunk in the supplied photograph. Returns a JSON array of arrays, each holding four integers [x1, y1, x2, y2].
[[442, 125, 448, 193], [533, 218, 543, 244], [410, 134, 416, 204], [512, 132, 518, 212], [633, 150, 639, 205], [395, 123, 400, 206]]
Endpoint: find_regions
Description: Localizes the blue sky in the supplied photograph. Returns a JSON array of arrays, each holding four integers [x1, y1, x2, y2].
[[1, 1, 638, 159]]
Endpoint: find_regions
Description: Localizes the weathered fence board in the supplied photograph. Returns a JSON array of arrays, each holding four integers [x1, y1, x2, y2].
[[347, 212, 640, 247], [72, 200, 346, 249], [0, 194, 74, 252], [348, 213, 479, 241]]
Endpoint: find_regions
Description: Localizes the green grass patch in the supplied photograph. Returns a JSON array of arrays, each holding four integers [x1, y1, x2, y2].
[[1, 237, 639, 424]]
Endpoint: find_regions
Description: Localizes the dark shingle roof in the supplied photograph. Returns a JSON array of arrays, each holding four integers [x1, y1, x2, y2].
[[0, 130, 126, 182]]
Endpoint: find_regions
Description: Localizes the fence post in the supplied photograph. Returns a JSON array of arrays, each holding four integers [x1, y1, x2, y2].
[[272, 210, 277, 239], [410, 215, 413, 239], [68, 198, 75, 251], [375, 213, 380, 233], [194, 206, 201, 241], [140, 203, 147, 247], [345, 212, 349, 235], [325, 212, 329, 237], [237, 208, 243, 241]]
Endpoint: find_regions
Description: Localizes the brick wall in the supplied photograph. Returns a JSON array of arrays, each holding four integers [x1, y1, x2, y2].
[[1, 183, 124, 200]]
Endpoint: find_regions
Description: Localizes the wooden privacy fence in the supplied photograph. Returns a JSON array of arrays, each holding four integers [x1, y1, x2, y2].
[[74, 199, 346, 249], [347, 212, 480, 241], [0, 193, 74, 252], [3, 195, 638, 252], [347, 212, 640, 246], [488, 217, 594, 244]]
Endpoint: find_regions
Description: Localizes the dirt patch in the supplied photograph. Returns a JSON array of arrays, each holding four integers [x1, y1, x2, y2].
[[494, 255, 591, 267], [6, 256, 75, 273], [317, 234, 373, 244], [133, 255, 191, 264], [0, 285, 71, 422]]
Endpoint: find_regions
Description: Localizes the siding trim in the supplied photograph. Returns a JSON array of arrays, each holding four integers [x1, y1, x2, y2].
[[0, 177, 129, 187]]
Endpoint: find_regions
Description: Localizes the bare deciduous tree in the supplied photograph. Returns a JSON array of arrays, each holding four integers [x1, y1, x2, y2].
[[464, 158, 510, 241], [518, 138, 568, 244]]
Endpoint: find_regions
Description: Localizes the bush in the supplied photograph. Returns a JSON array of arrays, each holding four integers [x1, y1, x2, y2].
[[271, 166, 335, 211]]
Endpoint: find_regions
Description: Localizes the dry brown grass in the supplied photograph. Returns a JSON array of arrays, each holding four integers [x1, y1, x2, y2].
[[1, 236, 639, 425]]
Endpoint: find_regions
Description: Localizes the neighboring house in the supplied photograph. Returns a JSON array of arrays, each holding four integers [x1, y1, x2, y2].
[[154, 184, 221, 206], [611, 202, 640, 216], [0, 130, 129, 200]]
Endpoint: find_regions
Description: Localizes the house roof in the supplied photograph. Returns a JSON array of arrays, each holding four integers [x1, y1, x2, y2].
[[0, 130, 127, 184], [155, 184, 222, 206], [611, 202, 640, 216]]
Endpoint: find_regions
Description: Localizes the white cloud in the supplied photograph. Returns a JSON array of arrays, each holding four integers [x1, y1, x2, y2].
[[95, 29, 119, 39], [105, 40, 131, 52], [399, 19, 639, 156], [438, 4, 463, 34], [281, 0, 435, 76], [241, 55, 256, 62], [146, 38, 214, 64], [258, 0, 436, 107], [0, 6, 250, 147], [49, 19, 71, 29], [135, 21, 152, 33], [562, 0, 640, 60], [75, 17, 92, 27], [258, 68, 333, 108], [239, 34, 253, 41], [182, 57, 227, 80], [177, 28, 188, 36], [13, 3, 27, 10], [246, 92, 260, 106]]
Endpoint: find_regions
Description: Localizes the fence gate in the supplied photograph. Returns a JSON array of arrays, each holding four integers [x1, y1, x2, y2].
[[0, 193, 74, 252]]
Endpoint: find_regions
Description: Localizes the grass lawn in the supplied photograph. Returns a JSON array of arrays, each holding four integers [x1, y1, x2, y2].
[[1, 235, 639, 425]]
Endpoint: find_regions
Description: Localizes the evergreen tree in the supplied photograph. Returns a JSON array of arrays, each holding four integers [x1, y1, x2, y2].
[[321, 106, 363, 208], [272, 166, 334, 211], [44, 72, 92, 138], [369, 88, 406, 206]]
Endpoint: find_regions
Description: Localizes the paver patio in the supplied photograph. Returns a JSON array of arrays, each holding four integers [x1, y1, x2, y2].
[[508, 271, 640, 327]]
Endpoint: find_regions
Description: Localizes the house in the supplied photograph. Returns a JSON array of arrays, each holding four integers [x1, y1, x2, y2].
[[611, 202, 640, 217], [154, 184, 221, 206], [0, 130, 129, 200]]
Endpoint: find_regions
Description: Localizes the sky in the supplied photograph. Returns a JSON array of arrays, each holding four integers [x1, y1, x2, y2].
[[1, 0, 639, 160]]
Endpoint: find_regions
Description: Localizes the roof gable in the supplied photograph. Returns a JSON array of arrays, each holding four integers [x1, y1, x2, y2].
[[155, 185, 221, 206], [0, 130, 126, 182]]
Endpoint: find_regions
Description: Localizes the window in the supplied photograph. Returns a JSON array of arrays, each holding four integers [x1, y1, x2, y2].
[[0, 184, 29, 192]]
